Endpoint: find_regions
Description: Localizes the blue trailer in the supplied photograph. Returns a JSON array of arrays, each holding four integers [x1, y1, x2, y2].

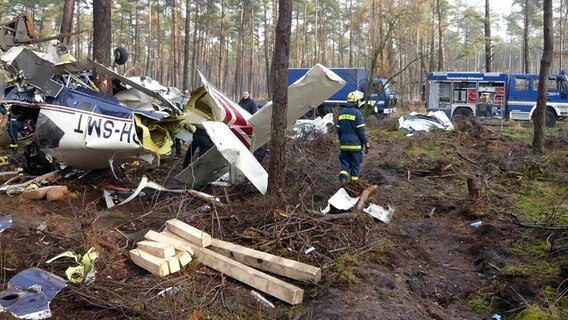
[[288, 67, 397, 117], [426, 71, 568, 127]]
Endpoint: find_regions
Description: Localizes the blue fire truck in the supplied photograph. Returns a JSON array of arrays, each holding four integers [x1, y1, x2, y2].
[[288, 68, 397, 117], [426, 71, 568, 127]]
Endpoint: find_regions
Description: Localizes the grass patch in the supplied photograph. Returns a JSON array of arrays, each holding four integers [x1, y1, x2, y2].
[[334, 253, 363, 284], [468, 292, 492, 313], [508, 181, 568, 224], [512, 306, 550, 320]]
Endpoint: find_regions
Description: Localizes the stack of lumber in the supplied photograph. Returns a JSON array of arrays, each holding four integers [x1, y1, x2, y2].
[[129, 235, 193, 277], [130, 218, 321, 305]]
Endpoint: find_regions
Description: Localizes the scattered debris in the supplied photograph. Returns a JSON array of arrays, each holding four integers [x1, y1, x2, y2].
[[320, 186, 395, 223], [0, 215, 12, 232], [292, 113, 335, 139], [157, 285, 182, 298], [104, 175, 188, 208], [363, 204, 395, 224], [250, 290, 275, 308], [470, 221, 483, 229], [398, 111, 454, 135], [304, 247, 316, 255], [46, 247, 98, 284], [0, 267, 67, 320], [321, 188, 359, 213]]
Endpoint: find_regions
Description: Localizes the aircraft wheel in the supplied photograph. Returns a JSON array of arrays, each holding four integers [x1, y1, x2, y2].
[[114, 47, 129, 65]]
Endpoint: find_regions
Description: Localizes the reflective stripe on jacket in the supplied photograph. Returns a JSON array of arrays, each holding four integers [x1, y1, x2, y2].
[[336, 104, 367, 151]]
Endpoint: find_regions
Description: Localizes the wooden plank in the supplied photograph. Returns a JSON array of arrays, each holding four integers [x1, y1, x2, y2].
[[144, 230, 195, 256], [165, 219, 212, 247], [209, 238, 321, 283], [129, 248, 168, 277], [175, 249, 192, 266], [166, 256, 181, 274], [161, 230, 304, 304], [136, 240, 176, 258]]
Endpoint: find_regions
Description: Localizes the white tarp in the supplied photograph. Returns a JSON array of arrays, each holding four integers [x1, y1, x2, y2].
[[398, 111, 454, 135]]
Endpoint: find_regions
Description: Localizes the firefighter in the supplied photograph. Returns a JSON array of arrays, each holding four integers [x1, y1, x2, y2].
[[336, 91, 369, 185]]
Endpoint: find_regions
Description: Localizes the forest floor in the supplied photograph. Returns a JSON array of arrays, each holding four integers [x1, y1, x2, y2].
[[0, 113, 567, 320]]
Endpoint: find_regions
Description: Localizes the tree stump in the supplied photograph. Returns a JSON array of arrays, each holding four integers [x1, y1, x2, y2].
[[467, 177, 479, 199]]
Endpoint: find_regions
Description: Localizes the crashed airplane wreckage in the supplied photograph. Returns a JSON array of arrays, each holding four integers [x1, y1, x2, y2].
[[0, 17, 346, 194]]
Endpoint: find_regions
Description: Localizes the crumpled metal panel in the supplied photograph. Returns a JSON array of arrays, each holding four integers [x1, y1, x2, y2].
[[0, 267, 67, 319]]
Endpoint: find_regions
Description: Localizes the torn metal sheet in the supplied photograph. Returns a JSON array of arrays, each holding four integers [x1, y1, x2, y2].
[[248, 64, 346, 151], [0, 267, 66, 320], [105, 175, 187, 208], [321, 188, 395, 223], [363, 204, 395, 224], [292, 113, 335, 139], [177, 64, 345, 190], [321, 188, 359, 214], [46, 247, 98, 284], [0, 215, 12, 232], [176, 122, 268, 193], [398, 111, 454, 135]]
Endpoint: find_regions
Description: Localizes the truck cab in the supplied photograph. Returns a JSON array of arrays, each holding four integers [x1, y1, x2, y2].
[[288, 67, 397, 118], [506, 73, 568, 127]]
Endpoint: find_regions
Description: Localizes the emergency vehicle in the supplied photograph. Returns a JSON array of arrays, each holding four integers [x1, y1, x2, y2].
[[289, 68, 397, 117], [426, 71, 568, 127]]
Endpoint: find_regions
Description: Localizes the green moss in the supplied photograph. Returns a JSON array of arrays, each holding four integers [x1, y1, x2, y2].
[[512, 307, 550, 320], [508, 181, 568, 224], [468, 292, 491, 313], [335, 253, 363, 284], [501, 264, 532, 277], [500, 262, 560, 283], [510, 235, 551, 256]]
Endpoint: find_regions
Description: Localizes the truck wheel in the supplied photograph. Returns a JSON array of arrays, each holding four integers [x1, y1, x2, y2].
[[453, 108, 473, 119], [545, 108, 557, 127]]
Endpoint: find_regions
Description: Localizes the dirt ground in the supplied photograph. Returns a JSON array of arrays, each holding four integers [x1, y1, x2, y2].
[[0, 114, 567, 320]]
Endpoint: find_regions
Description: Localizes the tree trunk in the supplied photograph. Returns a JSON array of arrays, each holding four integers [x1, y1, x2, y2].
[[171, 0, 179, 87], [75, 2, 81, 59], [523, 0, 530, 73], [145, 0, 153, 76], [92, 0, 112, 94], [60, 0, 75, 44], [218, 0, 225, 86], [484, 0, 492, 72], [268, 0, 292, 196], [437, 0, 445, 71], [533, 0, 553, 154], [183, 0, 191, 93], [247, 1, 255, 93], [234, 3, 245, 97], [263, 4, 272, 96]]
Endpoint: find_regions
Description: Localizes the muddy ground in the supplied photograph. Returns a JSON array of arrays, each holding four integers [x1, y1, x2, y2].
[[0, 115, 567, 320]]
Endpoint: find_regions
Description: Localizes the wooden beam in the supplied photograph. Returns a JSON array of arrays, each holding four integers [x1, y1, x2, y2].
[[137, 240, 176, 258], [209, 238, 321, 283], [175, 249, 192, 266], [165, 219, 212, 247], [161, 230, 304, 304], [129, 248, 168, 277], [144, 230, 195, 256], [166, 256, 181, 274]]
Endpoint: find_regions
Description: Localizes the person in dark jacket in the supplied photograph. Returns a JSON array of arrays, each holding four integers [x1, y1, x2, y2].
[[336, 91, 369, 185], [182, 126, 214, 169], [238, 91, 257, 114]]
